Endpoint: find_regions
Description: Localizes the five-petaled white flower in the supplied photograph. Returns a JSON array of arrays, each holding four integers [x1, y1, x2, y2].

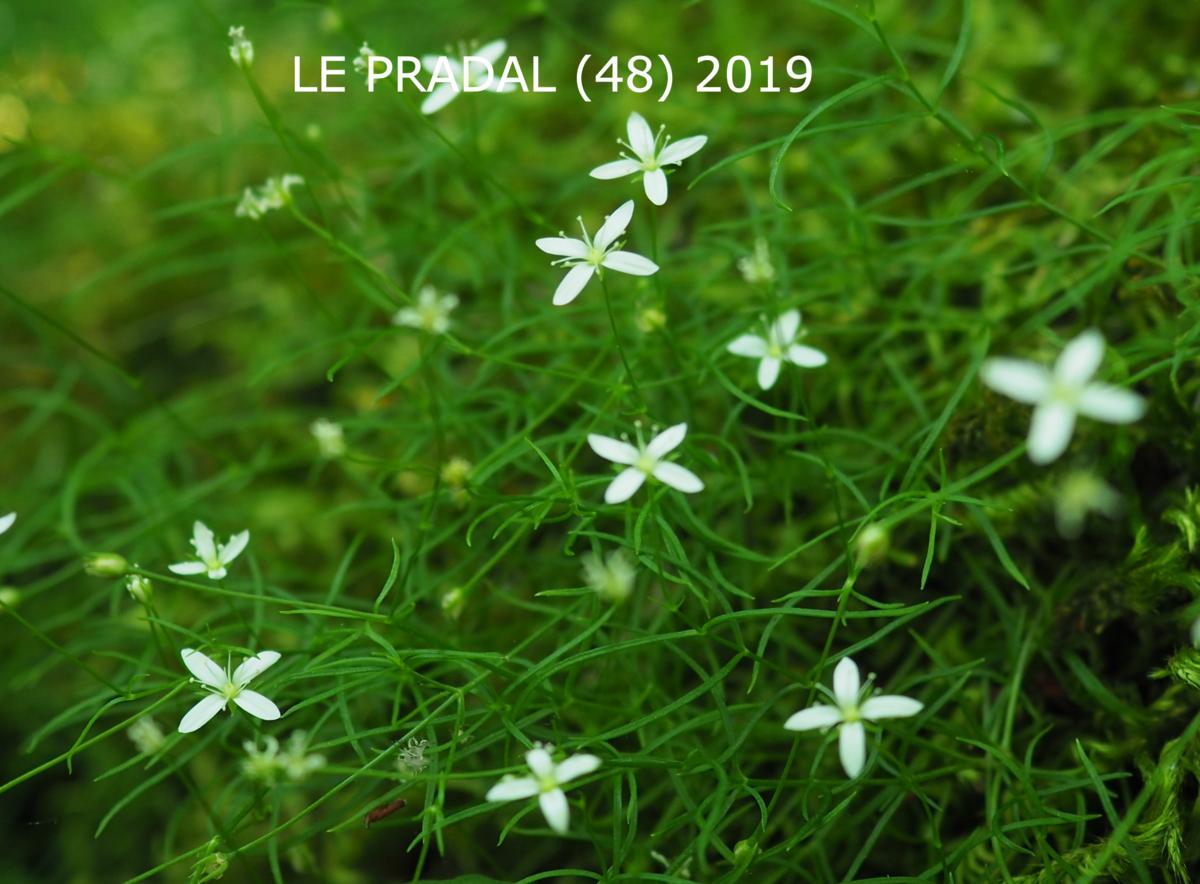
[[420, 39, 514, 115], [392, 285, 459, 334], [536, 200, 658, 306], [784, 656, 923, 779], [0, 512, 14, 536], [590, 112, 707, 206], [485, 743, 601, 834], [177, 647, 282, 734], [587, 422, 704, 504], [169, 521, 250, 580], [981, 329, 1146, 465], [726, 309, 827, 390]]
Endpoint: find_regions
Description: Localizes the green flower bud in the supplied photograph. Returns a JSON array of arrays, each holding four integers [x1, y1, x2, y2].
[[855, 523, 890, 569], [83, 552, 129, 578]]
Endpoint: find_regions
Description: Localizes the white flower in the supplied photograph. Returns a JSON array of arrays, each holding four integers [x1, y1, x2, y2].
[[587, 422, 704, 504], [420, 39, 514, 115], [235, 174, 304, 220], [352, 42, 376, 75], [590, 112, 707, 206], [392, 285, 459, 334], [582, 549, 637, 603], [127, 716, 166, 755], [784, 656, 923, 779], [0, 512, 14, 536], [1055, 471, 1121, 538], [279, 730, 325, 781], [535, 200, 658, 306], [738, 238, 775, 285], [310, 418, 347, 459], [242, 735, 281, 782], [485, 743, 601, 834], [726, 310, 827, 390], [177, 647, 282, 734], [228, 26, 253, 67], [169, 521, 250, 580], [981, 330, 1146, 465]]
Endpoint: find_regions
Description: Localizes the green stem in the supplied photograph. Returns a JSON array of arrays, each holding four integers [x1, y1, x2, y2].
[[600, 275, 643, 407]]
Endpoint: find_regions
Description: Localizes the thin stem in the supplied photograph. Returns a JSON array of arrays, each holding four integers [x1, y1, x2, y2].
[[599, 274, 643, 406]]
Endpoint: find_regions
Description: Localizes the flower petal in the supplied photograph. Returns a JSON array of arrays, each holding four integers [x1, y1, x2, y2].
[[205, 565, 228, 580], [590, 159, 642, 180], [232, 650, 281, 687], [604, 468, 646, 504], [1027, 401, 1076, 464], [832, 657, 861, 708], [651, 462, 704, 494], [1055, 329, 1105, 386], [626, 112, 655, 159], [646, 423, 687, 458], [727, 334, 769, 358], [643, 169, 668, 205], [178, 694, 226, 734], [169, 561, 208, 576], [594, 200, 635, 251], [587, 434, 639, 465], [787, 344, 828, 368], [601, 250, 658, 276], [1077, 384, 1146, 424], [0, 512, 15, 535], [860, 695, 923, 720], [476, 39, 507, 65], [181, 648, 227, 688], [192, 521, 216, 561], [772, 310, 801, 345], [757, 357, 782, 390], [838, 721, 867, 778], [552, 264, 596, 306], [535, 237, 589, 258], [526, 746, 555, 779], [486, 776, 540, 801], [980, 358, 1051, 404], [539, 788, 570, 834], [658, 134, 707, 165], [420, 83, 459, 115], [233, 689, 281, 721], [784, 704, 843, 731], [555, 753, 601, 783], [220, 530, 250, 565]]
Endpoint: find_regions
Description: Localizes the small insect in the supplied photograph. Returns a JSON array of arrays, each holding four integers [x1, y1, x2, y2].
[[364, 797, 407, 828]]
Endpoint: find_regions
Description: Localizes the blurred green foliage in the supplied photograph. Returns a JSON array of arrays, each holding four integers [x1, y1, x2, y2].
[[2, 0, 1200, 882]]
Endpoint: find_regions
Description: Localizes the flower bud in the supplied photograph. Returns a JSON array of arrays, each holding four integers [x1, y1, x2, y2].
[[855, 523, 890, 569], [440, 587, 466, 620], [126, 573, 152, 604], [0, 587, 20, 610], [733, 837, 759, 865], [83, 552, 129, 577]]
